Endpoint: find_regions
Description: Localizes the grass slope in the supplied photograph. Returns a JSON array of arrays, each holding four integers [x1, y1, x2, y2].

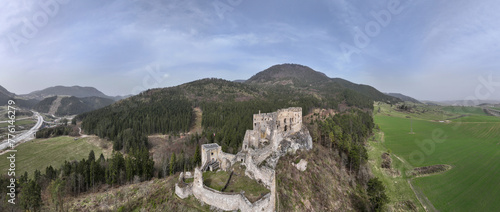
[[64, 175, 211, 212], [0, 136, 107, 177], [375, 103, 500, 211]]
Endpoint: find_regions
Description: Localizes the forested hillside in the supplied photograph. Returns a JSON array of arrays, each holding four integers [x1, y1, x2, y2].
[[76, 64, 399, 154], [32, 96, 114, 116]]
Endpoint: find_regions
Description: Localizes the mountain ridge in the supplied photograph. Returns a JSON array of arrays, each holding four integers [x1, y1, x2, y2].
[[246, 63, 399, 103], [385, 93, 422, 104], [25, 85, 110, 100], [33, 95, 115, 116]]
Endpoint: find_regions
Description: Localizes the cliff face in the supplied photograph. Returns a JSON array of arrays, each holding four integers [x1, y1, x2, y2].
[[276, 144, 372, 211]]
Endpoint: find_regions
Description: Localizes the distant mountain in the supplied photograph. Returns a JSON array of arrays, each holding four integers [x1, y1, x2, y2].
[[246, 64, 399, 103], [385, 93, 422, 104], [421, 101, 441, 106], [431, 100, 500, 106], [0, 85, 14, 105], [24, 86, 109, 100], [233, 79, 246, 83], [33, 95, 115, 116], [0, 85, 15, 98], [246, 64, 330, 86], [0, 85, 40, 108]]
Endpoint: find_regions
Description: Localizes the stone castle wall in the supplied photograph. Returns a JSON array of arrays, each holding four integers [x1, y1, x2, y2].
[[244, 107, 303, 150], [191, 168, 273, 212]]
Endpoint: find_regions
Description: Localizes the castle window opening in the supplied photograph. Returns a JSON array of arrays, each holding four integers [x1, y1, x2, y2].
[[284, 125, 287, 131], [284, 118, 286, 124]]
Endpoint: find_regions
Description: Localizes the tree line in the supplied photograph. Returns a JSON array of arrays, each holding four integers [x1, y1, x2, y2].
[[75, 94, 193, 152], [311, 109, 388, 211], [0, 148, 154, 211], [36, 125, 79, 138], [315, 108, 373, 172]]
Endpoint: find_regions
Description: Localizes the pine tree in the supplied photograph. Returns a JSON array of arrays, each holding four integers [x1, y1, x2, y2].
[[88, 150, 95, 162], [20, 179, 42, 211], [169, 153, 176, 175]]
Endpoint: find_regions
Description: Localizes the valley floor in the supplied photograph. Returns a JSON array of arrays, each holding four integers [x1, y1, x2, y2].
[[374, 102, 500, 211]]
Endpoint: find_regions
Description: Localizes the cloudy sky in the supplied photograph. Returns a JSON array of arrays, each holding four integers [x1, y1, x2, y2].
[[1, 0, 500, 101]]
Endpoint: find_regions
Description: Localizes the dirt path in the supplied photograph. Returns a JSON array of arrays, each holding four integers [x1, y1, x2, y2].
[[392, 154, 438, 212], [48, 96, 64, 115], [189, 107, 203, 134]]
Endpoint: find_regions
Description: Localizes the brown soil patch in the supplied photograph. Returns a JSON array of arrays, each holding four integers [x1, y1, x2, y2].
[[381, 153, 391, 169], [409, 164, 451, 177]]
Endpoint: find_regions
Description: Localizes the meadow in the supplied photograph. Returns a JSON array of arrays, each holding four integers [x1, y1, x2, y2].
[[374, 103, 500, 211], [0, 136, 107, 178]]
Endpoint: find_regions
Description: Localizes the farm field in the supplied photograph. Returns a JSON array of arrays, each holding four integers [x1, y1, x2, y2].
[[367, 130, 425, 211], [375, 103, 500, 211], [0, 136, 108, 178]]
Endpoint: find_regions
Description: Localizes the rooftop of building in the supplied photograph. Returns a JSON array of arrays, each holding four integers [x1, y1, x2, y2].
[[202, 143, 220, 150]]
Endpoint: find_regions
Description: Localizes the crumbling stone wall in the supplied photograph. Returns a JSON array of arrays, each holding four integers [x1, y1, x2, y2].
[[190, 168, 274, 211], [175, 183, 193, 199], [244, 107, 304, 150]]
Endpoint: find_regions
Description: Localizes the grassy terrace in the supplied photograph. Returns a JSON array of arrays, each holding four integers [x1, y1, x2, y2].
[[0, 136, 106, 178], [202, 163, 270, 203]]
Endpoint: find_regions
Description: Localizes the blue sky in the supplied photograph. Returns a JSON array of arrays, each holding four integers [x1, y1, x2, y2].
[[1, 0, 500, 101]]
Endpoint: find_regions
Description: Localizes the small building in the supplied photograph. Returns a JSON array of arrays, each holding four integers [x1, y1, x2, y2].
[[201, 143, 222, 171]]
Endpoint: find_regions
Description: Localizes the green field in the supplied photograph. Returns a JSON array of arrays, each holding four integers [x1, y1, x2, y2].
[[375, 103, 500, 211], [0, 119, 36, 128], [367, 131, 425, 211], [0, 136, 106, 178]]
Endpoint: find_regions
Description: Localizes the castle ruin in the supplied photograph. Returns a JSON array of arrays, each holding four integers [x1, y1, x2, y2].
[[175, 107, 313, 211]]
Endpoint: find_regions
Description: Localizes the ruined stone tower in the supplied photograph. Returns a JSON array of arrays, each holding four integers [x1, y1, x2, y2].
[[242, 107, 302, 150]]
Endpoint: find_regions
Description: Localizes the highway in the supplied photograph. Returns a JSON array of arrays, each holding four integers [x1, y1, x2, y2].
[[0, 111, 44, 151]]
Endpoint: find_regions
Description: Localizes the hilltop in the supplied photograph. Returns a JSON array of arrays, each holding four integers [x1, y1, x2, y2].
[[24, 85, 109, 99], [22, 85, 127, 101], [385, 93, 422, 104], [76, 64, 398, 153], [246, 64, 399, 103], [246, 64, 330, 85]]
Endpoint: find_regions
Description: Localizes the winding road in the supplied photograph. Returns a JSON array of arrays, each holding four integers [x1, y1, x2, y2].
[[0, 111, 44, 151]]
